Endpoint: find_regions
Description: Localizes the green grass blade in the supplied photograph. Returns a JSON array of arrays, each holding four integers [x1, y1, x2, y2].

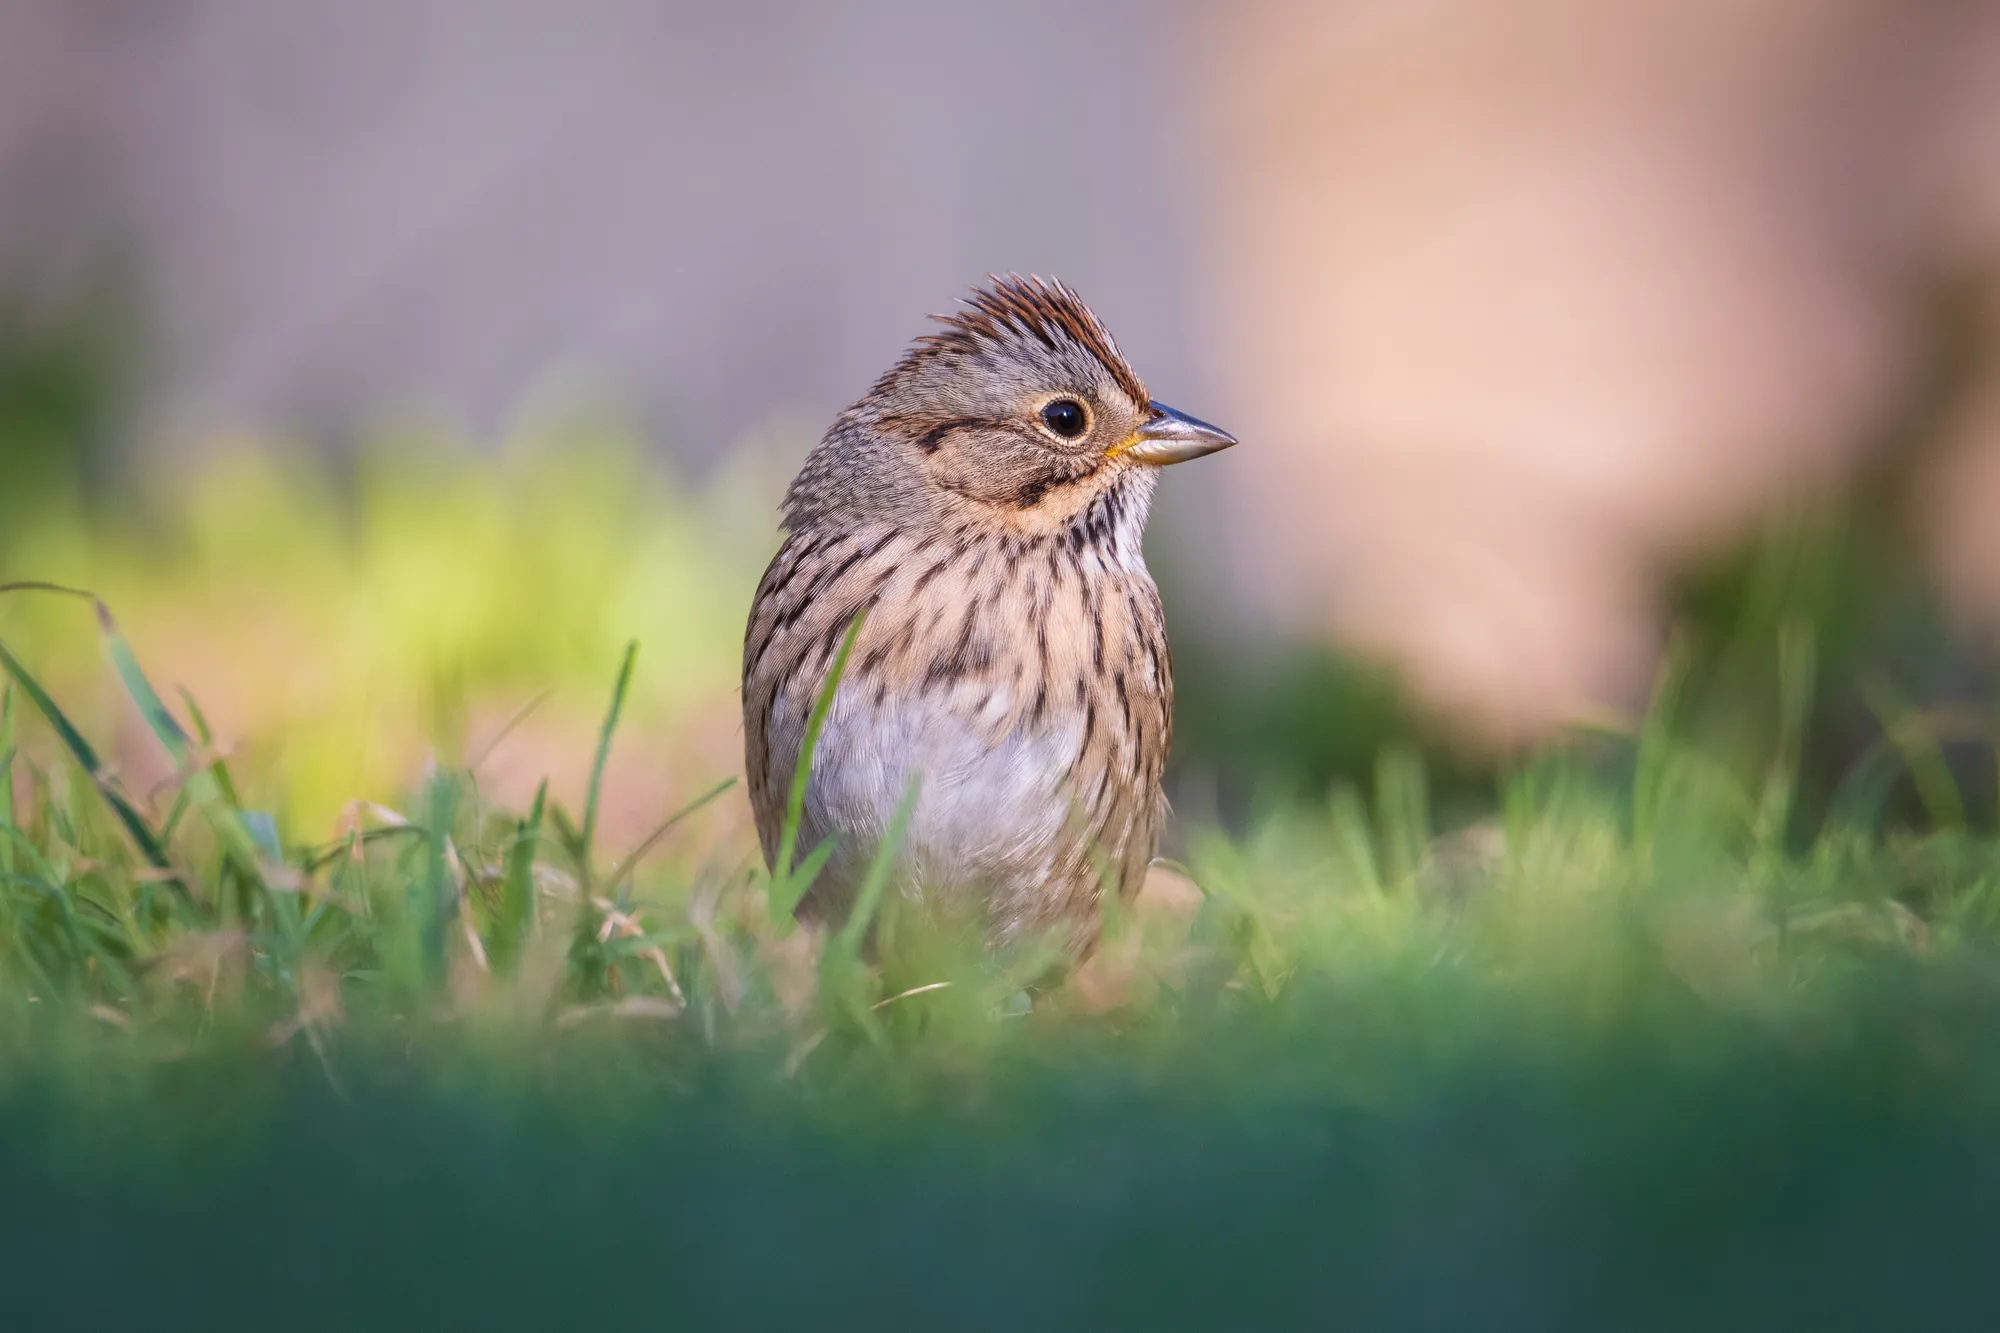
[[770, 610, 865, 926], [1863, 679, 1966, 834], [1, 683, 14, 881], [419, 768, 458, 984], [830, 777, 920, 963], [771, 836, 838, 924], [1374, 745, 1429, 890], [1328, 781, 1381, 896], [0, 584, 260, 887], [0, 630, 170, 872], [580, 641, 638, 889], [91, 600, 272, 883], [177, 685, 243, 809], [1631, 636, 1690, 860], [548, 802, 584, 870], [492, 779, 547, 970], [158, 784, 195, 843], [1754, 618, 1815, 864], [95, 602, 194, 754]]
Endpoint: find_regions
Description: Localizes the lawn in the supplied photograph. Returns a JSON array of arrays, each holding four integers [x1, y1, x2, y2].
[[3, 438, 1999, 1329]]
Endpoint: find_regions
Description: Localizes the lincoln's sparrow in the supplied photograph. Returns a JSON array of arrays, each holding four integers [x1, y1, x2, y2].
[[743, 276, 1235, 952]]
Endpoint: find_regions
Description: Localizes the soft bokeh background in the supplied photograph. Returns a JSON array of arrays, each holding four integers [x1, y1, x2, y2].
[[15, 14, 2000, 1319], [6, 0, 2000, 849]]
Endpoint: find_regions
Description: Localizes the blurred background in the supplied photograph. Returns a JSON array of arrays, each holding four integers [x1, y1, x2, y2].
[[6, 0, 2000, 850]]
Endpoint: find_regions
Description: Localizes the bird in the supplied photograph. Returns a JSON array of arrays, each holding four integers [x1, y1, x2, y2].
[[741, 275, 1235, 955]]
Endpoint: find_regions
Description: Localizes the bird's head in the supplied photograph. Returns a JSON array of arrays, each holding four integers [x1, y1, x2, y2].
[[784, 275, 1235, 537]]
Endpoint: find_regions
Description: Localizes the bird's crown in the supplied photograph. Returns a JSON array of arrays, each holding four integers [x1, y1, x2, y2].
[[870, 273, 1149, 407]]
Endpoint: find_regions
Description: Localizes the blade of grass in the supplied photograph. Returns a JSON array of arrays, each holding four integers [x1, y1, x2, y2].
[[821, 778, 920, 1044], [1863, 678, 1967, 833], [580, 642, 638, 891], [1374, 744, 1428, 890], [0, 630, 171, 873], [177, 685, 242, 808], [549, 802, 585, 871], [830, 777, 920, 963], [1328, 782, 1381, 896], [158, 781, 195, 843], [601, 778, 736, 892], [419, 768, 457, 984], [1, 683, 14, 881], [491, 779, 547, 971], [769, 610, 865, 926], [465, 687, 553, 772], [1631, 635, 1691, 862], [92, 598, 271, 883], [1754, 618, 1814, 868], [92, 596, 258, 844], [774, 837, 838, 925], [0, 583, 261, 888]]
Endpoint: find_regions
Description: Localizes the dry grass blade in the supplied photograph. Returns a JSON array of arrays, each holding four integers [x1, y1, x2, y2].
[[591, 896, 686, 1008], [466, 687, 554, 772], [872, 981, 951, 1011], [600, 778, 736, 892]]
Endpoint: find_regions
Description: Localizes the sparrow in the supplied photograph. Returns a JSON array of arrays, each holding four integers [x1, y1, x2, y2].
[[742, 275, 1235, 953]]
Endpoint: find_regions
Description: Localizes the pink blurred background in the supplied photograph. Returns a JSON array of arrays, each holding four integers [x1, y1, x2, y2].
[[6, 0, 2000, 747]]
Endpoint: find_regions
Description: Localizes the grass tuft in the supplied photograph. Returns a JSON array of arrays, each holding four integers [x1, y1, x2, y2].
[[768, 609, 865, 927]]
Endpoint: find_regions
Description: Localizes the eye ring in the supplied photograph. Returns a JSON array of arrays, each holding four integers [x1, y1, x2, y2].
[[1039, 397, 1090, 441]]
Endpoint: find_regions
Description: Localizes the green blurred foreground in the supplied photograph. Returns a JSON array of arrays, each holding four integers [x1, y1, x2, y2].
[[5, 446, 2000, 1328]]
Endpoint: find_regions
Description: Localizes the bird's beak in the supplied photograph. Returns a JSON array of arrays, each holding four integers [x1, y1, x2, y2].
[[1114, 400, 1239, 467]]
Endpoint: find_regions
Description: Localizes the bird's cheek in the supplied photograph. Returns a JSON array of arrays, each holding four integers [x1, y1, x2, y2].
[[928, 444, 1064, 509]]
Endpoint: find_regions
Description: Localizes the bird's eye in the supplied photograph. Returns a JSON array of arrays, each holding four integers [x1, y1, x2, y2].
[[1040, 398, 1089, 440]]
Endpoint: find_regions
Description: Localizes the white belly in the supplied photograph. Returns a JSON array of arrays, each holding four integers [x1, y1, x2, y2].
[[790, 685, 1088, 906]]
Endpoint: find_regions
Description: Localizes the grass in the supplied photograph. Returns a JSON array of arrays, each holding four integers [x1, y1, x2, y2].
[[5, 451, 2000, 1327]]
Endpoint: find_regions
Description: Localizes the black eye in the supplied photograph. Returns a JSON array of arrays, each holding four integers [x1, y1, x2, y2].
[[1041, 398, 1088, 439]]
